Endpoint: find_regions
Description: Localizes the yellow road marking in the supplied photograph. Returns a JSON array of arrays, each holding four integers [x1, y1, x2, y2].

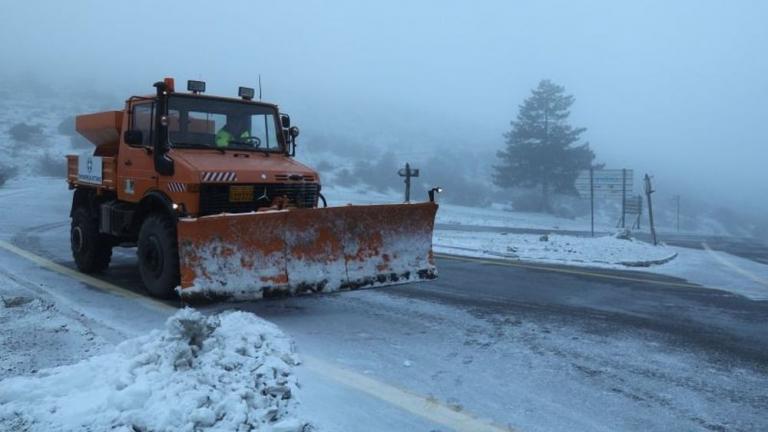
[[701, 242, 768, 287], [0, 239, 511, 432], [434, 252, 703, 289], [0, 239, 175, 313], [303, 355, 512, 432]]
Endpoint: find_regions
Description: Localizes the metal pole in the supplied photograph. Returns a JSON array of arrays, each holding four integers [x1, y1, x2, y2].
[[676, 195, 680, 233], [621, 168, 626, 228], [590, 167, 594, 237], [644, 174, 657, 245], [404, 162, 411, 203]]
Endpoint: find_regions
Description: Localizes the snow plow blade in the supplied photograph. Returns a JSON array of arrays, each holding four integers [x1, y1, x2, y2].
[[176, 202, 438, 300]]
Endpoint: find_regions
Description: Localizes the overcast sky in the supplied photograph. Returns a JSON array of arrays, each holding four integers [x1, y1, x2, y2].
[[2, 0, 766, 213]]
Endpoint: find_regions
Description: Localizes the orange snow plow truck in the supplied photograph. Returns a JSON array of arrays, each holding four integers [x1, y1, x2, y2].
[[66, 78, 438, 300]]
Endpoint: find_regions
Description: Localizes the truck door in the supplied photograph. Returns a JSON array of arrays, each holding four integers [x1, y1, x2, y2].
[[117, 102, 159, 203]]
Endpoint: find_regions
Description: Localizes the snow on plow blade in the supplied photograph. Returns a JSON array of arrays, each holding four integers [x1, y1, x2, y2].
[[177, 202, 438, 300]]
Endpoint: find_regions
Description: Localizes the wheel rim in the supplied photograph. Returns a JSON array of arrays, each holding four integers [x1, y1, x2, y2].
[[71, 226, 84, 253], [141, 235, 164, 279]]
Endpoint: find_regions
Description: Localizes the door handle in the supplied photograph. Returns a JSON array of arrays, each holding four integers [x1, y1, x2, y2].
[[124, 160, 133, 166]]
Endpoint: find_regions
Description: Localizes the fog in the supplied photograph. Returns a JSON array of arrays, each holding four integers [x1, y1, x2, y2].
[[2, 0, 766, 220]]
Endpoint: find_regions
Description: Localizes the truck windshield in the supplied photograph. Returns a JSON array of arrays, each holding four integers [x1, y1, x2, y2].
[[167, 95, 283, 152]]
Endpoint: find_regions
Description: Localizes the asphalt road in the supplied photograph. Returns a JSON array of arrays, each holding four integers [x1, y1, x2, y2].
[[5, 216, 768, 431], [426, 254, 768, 363]]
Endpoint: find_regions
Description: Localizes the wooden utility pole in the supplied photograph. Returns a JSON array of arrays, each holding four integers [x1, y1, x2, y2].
[[397, 163, 419, 203], [590, 167, 595, 237], [644, 174, 657, 245], [621, 168, 627, 228]]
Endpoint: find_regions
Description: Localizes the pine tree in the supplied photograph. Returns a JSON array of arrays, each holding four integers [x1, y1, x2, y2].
[[494, 80, 596, 211]]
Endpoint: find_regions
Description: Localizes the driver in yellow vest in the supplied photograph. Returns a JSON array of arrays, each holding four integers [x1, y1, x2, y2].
[[215, 115, 251, 148]]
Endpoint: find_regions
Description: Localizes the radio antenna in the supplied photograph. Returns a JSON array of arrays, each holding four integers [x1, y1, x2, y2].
[[258, 74, 262, 100]]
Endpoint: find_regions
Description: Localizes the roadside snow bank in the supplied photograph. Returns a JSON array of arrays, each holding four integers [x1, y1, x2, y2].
[[0, 294, 109, 380], [0, 308, 309, 432], [435, 230, 676, 268]]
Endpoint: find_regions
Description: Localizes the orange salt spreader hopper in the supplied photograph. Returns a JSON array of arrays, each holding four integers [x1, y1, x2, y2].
[[66, 78, 438, 301]]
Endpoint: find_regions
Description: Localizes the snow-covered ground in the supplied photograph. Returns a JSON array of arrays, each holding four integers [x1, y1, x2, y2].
[[0, 278, 112, 380], [434, 228, 768, 301], [653, 246, 768, 301], [435, 230, 677, 266], [0, 302, 307, 432], [433, 228, 768, 301]]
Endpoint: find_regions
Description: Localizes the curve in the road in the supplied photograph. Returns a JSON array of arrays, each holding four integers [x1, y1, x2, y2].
[[0, 238, 512, 432], [702, 242, 768, 287]]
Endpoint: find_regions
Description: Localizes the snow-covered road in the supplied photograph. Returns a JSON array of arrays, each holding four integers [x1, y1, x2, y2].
[[1, 178, 767, 432]]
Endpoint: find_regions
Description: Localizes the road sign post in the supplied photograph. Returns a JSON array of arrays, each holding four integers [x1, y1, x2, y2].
[[626, 195, 643, 229], [397, 163, 420, 203], [644, 174, 657, 245], [575, 168, 634, 236]]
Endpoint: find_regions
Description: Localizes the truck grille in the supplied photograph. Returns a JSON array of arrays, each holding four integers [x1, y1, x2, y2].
[[199, 183, 319, 216]]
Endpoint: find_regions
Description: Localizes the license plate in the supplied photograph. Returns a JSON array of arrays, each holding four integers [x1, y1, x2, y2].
[[229, 185, 254, 202]]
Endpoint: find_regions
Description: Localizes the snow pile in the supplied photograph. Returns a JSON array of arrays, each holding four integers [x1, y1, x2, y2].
[[435, 230, 677, 268], [0, 308, 309, 432]]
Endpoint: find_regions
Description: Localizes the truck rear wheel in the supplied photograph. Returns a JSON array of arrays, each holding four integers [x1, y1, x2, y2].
[[137, 214, 179, 299], [71, 207, 112, 273]]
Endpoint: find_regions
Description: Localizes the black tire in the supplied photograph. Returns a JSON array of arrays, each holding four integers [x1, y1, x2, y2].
[[71, 207, 112, 273], [137, 214, 179, 298]]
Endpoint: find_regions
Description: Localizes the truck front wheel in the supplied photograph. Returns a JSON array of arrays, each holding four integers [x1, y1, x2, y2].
[[137, 214, 180, 298], [71, 207, 112, 273]]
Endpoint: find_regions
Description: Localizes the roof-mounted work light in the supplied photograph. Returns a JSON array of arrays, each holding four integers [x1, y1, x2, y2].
[[187, 80, 206, 94], [428, 186, 443, 203], [163, 77, 175, 92], [239, 86, 255, 101]]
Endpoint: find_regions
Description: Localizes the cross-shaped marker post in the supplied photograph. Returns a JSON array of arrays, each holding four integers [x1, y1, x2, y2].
[[397, 163, 419, 203]]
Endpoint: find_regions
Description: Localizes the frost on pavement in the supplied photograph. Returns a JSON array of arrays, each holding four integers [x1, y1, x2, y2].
[[0, 308, 310, 432]]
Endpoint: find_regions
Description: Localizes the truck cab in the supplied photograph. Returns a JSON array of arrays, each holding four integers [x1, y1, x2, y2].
[[67, 78, 321, 296]]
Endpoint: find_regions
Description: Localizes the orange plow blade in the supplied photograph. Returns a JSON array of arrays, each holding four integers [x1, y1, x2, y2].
[[176, 202, 438, 300]]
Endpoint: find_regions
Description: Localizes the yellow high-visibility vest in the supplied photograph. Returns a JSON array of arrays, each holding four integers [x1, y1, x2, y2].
[[215, 129, 250, 148]]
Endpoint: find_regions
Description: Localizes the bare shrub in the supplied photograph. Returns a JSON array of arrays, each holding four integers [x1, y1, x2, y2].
[[332, 152, 399, 193], [0, 163, 18, 187], [8, 122, 43, 142], [36, 153, 67, 177], [416, 152, 492, 207]]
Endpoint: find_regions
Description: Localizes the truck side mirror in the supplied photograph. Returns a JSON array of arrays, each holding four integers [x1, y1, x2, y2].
[[288, 126, 299, 157], [124, 130, 143, 145], [280, 114, 291, 128]]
